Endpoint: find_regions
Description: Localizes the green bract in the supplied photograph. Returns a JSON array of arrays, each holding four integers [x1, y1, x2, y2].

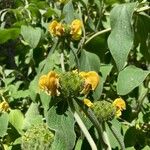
[[59, 71, 84, 98], [92, 101, 116, 122]]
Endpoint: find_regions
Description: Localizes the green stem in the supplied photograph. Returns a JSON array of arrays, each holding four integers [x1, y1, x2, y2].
[[108, 122, 125, 150], [48, 38, 59, 56], [136, 5, 150, 13], [134, 87, 149, 115], [101, 123, 112, 150], [85, 28, 111, 45], [70, 42, 80, 70], [0, 140, 4, 150], [76, 100, 108, 150], [60, 52, 65, 72], [68, 100, 98, 150]]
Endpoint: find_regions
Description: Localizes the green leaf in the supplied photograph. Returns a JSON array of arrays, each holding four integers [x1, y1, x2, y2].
[[117, 65, 150, 95], [21, 25, 41, 48], [63, 0, 74, 23], [108, 3, 136, 71], [9, 109, 24, 133], [46, 105, 76, 150], [107, 119, 125, 149], [0, 28, 20, 44], [79, 50, 100, 72], [124, 127, 138, 147], [0, 112, 9, 137], [23, 103, 43, 130], [100, 64, 113, 82]]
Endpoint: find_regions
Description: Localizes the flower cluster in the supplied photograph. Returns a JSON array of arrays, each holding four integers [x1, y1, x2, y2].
[[83, 97, 126, 121], [48, 19, 82, 40], [39, 70, 99, 98]]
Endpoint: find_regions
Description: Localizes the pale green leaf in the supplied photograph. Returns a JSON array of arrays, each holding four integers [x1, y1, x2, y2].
[[108, 3, 136, 71], [21, 25, 41, 48], [9, 109, 24, 133], [117, 65, 150, 95], [23, 103, 43, 130], [47, 105, 76, 150], [0, 112, 9, 137]]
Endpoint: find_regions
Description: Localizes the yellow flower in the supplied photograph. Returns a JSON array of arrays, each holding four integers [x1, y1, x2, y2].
[[0, 101, 10, 112], [39, 71, 60, 96], [83, 98, 94, 108], [48, 20, 64, 36], [113, 98, 126, 117], [79, 71, 99, 95], [70, 19, 82, 40]]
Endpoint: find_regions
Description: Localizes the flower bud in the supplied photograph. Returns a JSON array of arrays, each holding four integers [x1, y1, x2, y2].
[[59, 71, 84, 98], [92, 101, 116, 122]]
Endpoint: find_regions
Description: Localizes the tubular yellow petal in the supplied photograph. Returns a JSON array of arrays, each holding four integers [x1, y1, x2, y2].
[[48, 20, 64, 36], [83, 98, 94, 108], [47, 71, 60, 96], [113, 98, 126, 111], [79, 71, 99, 93], [113, 98, 126, 117], [0, 101, 10, 112], [70, 19, 82, 40], [39, 75, 48, 91], [39, 71, 60, 96]]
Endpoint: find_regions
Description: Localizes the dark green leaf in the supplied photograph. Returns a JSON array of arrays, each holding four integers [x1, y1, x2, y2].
[[0, 28, 20, 44]]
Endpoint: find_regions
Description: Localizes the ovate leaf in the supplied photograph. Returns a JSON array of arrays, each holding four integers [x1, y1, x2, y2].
[[0, 112, 9, 137], [21, 25, 41, 48], [9, 109, 24, 133], [47, 105, 76, 150], [117, 65, 150, 95], [108, 3, 136, 71], [23, 103, 43, 130]]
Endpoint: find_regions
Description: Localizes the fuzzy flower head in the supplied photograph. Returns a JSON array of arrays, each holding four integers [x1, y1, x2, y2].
[[79, 71, 99, 95], [48, 20, 64, 37], [113, 98, 126, 117], [0, 101, 10, 112], [39, 71, 60, 96], [70, 19, 82, 40]]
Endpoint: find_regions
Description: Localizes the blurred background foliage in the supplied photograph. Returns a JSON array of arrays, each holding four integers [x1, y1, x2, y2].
[[0, 0, 150, 150]]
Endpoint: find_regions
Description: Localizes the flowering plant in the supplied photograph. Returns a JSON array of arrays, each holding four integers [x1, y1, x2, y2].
[[0, 0, 149, 150]]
